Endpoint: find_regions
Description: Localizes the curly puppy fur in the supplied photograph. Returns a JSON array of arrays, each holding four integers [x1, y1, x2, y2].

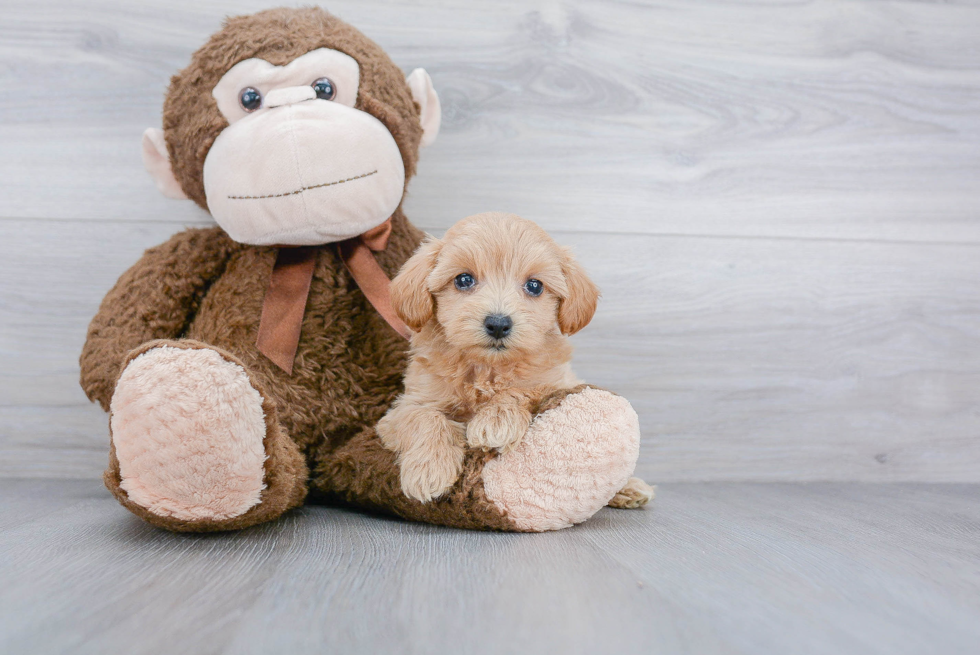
[[607, 477, 655, 509], [377, 213, 602, 502]]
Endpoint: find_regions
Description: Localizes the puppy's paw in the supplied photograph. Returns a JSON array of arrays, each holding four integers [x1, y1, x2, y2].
[[398, 441, 465, 503], [607, 477, 655, 509], [466, 405, 532, 453], [376, 412, 399, 452]]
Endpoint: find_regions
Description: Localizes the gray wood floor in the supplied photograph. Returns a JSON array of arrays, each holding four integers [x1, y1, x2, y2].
[[2, 0, 979, 482], [1, 479, 978, 655]]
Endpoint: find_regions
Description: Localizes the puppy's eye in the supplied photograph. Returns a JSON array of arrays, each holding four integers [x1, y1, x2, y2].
[[523, 279, 544, 297], [239, 87, 262, 112], [454, 273, 476, 290], [311, 77, 336, 101]]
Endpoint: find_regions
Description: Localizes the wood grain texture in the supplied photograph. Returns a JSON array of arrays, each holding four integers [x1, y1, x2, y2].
[[0, 0, 978, 240], [1, 0, 979, 481], [1, 479, 978, 655], [3, 219, 979, 481]]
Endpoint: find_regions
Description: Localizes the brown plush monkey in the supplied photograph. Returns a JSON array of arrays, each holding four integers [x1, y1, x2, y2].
[[80, 7, 647, 533]]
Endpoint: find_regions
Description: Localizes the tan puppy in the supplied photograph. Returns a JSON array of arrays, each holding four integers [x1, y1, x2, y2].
[[378, 212, 602, 502]]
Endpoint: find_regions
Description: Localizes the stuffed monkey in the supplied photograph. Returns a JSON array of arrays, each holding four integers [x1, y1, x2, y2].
[[79, 7, 646, 533]]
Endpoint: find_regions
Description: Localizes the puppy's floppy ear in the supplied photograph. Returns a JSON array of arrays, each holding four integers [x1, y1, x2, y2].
[[391, 237, 442, 331], [557, 247, 600, 336]]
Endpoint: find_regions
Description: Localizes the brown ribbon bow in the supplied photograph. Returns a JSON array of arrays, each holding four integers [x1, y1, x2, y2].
[[255, 217, 412, 374]]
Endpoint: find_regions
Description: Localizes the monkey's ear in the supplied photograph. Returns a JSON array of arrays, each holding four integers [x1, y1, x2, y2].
[[406, 69, 441, 148], [141, 128, 188, 200], [390, 237, 442, 331], [557, 247, 600, 336]]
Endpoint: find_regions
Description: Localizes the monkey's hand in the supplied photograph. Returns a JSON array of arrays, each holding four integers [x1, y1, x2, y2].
[[466, 401, 533, 453]]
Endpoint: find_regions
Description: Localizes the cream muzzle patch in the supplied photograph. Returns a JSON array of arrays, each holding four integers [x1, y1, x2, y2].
[[226, 170, 379, 200], [203, 49, 405, 246]]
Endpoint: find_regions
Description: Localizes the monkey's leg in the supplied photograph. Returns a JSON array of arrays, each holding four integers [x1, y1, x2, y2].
[[312, 386, 642, 532], [104, 340, 308, 532], [481, 386, 643, 530]]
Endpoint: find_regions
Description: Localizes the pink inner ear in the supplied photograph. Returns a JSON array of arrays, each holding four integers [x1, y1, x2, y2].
[[406, 68, 441, 147], [141, 128, 188, 200]]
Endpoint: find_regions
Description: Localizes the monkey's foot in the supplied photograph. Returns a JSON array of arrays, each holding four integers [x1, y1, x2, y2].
[[106, 340, 306, 531], [481, 387, 640, 531]]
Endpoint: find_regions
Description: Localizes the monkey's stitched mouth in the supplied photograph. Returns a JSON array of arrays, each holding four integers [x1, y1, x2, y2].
[[227, 170, 378, 200]]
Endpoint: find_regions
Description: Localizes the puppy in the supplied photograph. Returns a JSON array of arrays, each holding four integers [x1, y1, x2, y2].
[[377, 212, 602, 502]]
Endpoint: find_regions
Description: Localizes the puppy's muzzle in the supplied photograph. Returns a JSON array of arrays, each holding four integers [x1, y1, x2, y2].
[[484, 314, 513, 340]]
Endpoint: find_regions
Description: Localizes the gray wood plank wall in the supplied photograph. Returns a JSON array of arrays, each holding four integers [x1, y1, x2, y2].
[[1, 0, 978, 481]]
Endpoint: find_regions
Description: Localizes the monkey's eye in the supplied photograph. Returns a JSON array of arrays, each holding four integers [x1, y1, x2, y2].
[[523, 279, 544, 297], [239, 87, 262, 112], [311, 77, 336, 101], [454, 273, 476, 291]]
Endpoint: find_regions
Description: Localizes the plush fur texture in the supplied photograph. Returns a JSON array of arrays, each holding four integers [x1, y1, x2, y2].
[[377, 213, 600, 502], [111, 345, 268, 520], [80, 7, 648, 533], [162, 7, 423, 209], [80, 7, 515, 532], [483, 386, 641, 531], [202, 48, 410, 246], [312, 385, 641, 532], [103, 340, 309, 533]]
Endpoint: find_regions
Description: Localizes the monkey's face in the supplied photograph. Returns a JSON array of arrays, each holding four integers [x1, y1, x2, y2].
[[201, 49, 404, 246], [141, 9, 441, 247]]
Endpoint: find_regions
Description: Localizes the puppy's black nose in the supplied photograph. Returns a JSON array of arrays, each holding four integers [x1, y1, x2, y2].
[[484, 314, 513, 340]]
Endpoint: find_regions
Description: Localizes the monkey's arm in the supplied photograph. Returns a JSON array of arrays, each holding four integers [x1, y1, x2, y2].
[[79, 227, 239, 411]]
